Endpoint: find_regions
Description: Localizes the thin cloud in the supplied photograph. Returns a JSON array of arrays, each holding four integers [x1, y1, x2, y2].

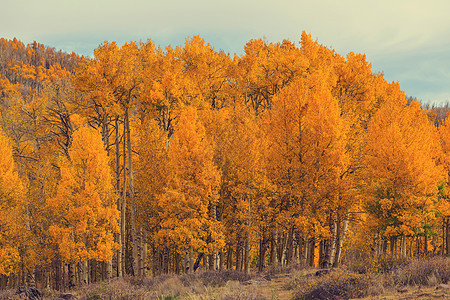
[[2, 0, 450, 103]]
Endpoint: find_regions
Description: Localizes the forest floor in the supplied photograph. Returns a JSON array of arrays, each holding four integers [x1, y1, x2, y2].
[[2, 257, 450, 299]]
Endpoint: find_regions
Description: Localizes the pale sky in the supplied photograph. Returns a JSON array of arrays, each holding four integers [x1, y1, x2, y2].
[[2, 0, 450, 104]]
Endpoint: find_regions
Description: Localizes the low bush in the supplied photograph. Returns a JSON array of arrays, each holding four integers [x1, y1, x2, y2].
[[0, 289, 15, 300], [346, 255, 411, 274], [293, 269, 383, 300], [389, 256, 450, 286], [179, 269, 253, 287], [265, 262, 308, 276]]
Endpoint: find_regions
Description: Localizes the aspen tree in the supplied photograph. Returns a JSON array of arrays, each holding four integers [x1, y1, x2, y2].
[[363, 94, 444, 257], [47, 126, 118, 285], [0, 128, 25, 276]]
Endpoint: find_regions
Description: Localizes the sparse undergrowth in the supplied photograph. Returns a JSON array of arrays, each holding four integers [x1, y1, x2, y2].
[[290, 269, 383, 300], [388, 256, 450, 287], [178, 269, 254, 287], [56, 269, 256, 299], [0, 257, 448, 299], [345, 255, 412, 275], [290, 256, 449, 300]]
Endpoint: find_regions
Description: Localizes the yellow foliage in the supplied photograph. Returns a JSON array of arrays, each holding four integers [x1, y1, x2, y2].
[[0, 128, 26, 275], [47, 126, 119, 263], [363, 97, 444, 237]]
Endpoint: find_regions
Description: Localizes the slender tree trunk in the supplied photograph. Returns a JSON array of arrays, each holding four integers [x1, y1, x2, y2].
[[1, 275, 7, 289], [165, 248, 170, 273], [318, 240, 325, 268], [287, 229, 295, 266], [236, 238, 243, 271], [277, 233, 284, 266], [244, 167, 252, 273], [258, 231, 267, 272], [102, 113, 113, 279], [209, 201, 218, 271], [175, 253, 180, 274], [189, 247, 194, 273], [373, 234, 379, 258], [382, 237, 388, 257], [106, 261, 112, 279], [125, 110, 138, 276], [305, 239, 311, 266], [409, 238, 413, 258], [121, 117, 127, 276], [152, 246, 158, 276], [333, 211, 350, 267], [217, 179, 225, 271], [285, 227, 294, 266], [296, 238, 302, 266], [115, 116, 123, 278], [329, 212, 338, 266], [137, 229, 143, 276], [401, 235, 407, 258], [414, 237, 418, 257], [203, 253, 208, 271], [183, 250, 189, 273], [7, 274, 15, 289], [446, 217, 450, 256], [279, 232, 287, 266], [219, 251, 225, 270], [79, 260, 88, 285], [308, 239, 315, 267], [390, 236, 395, 258], [53, 261, 60, 291], [442, 219, 446, 256], [299, 237, 306, 266], [68, 263, 75, 288], [143, 230, 148, 275], [244, 236, 251, 273], [270, 230, 278, 267], [62, 262, 66, 291], [227, 245, 233, 269], [395, 236, 399, 257], [102, 113, 110, 155]]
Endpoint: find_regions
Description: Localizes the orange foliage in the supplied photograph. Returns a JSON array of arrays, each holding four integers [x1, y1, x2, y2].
[[47, 127, 118, 263], [1, 32, 450, 283]]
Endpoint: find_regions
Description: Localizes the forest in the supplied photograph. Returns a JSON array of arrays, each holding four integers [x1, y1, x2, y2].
[[0, 32, 449, 291]]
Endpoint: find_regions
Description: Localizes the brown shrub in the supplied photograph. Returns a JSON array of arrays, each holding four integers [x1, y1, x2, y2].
[[0, 289, 15, 300], [179, 270, 253, 287], [292, 269, 383, 300], [265, 263, 308, 276], [345, 255, 411, 274], [389, 256, 450, 286]]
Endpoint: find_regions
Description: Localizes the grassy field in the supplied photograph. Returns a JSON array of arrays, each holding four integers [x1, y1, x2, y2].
[[2, 256, 449, 299]]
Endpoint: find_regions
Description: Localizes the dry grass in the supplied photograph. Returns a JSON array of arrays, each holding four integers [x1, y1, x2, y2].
[[220, 281, 267, 300], [1, 257, 448, 299], [179, 269, 254, 287], [291, 269, 383, 300], [387, 256, 450, 287], [265, 262, 309, 276], [0, 289, 15, 300], [345, 255, 411, 275], [289, 256, 450, 300], [58, 269, 256, 299]]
